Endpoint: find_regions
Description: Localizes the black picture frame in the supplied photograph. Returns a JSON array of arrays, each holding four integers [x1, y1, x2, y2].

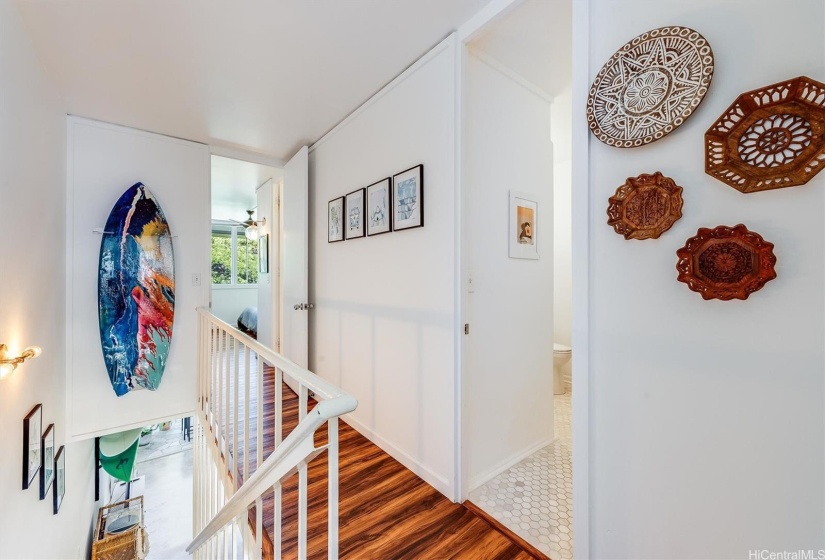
[[259, 234, 269, 273], [366, 178, 393, 236], [345, 188, 366, 240], [40, 424, 55, 500], [392, 164, 424, 231], [53, 445, 65, 515], [328, 196, 345, 243], [22, 404, 42, 490]]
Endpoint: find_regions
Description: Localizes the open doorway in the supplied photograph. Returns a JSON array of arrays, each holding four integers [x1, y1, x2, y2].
[[210, 155, 282, 349], [461, 0, 573, 558]]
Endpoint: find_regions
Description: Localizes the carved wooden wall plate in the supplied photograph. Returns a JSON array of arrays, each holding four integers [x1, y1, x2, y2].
[[587, 26, 714, 148], [676, 224, 777, 301], [607, 172, 683, 239], [705, 76, 825, 192]]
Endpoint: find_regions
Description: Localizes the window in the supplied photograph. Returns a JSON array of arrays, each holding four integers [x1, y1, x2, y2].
[[236, 235, 258, 284], [211, 224, 258, 286], [211, 228, 232, 285]]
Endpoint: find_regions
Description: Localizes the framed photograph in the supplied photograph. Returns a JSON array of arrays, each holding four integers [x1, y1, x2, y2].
[[392, 164, 424, 231], [328, 196, 345, 243], [345, 188, 366, 239], [509, 191, 539, 260], [40, 424, 55, 500], [366, 178, 392, 236], [53, 445, 65, 514], [22, 404, 42, 490], [258, 234, 269, 273]]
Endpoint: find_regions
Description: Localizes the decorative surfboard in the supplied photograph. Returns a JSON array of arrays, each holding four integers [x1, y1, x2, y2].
[[98, 182, 175, 397]]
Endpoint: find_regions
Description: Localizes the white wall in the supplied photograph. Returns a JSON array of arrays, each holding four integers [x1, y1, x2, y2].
[[0, 2, 97, 557], [463, 51, 555, 490], [584, 1, 825, 557], [308, 37, 457, 497], [67, 118, 210, 440], [211, 286, 257, 325]]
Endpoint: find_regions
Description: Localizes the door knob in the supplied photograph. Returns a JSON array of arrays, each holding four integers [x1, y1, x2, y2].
[[293, 303, 315, 311]]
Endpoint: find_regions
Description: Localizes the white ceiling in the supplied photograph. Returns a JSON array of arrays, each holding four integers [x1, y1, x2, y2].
[[211, 155, 279, 222], [16, 0, 491, 162], [470, 0, 572, 98]]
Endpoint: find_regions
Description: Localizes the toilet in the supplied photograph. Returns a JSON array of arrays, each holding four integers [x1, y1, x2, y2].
[[553, 343, 572, 395]]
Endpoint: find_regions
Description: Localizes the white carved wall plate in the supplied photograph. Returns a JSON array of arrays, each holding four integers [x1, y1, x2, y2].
[[587, 26, 714, 148]]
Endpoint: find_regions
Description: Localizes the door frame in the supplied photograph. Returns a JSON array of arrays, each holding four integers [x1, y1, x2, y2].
[[455, 1, 591, 557], [208, 145, 284, 349]]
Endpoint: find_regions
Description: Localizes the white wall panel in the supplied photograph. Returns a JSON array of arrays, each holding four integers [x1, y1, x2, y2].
[[67, 117, 210, 440]]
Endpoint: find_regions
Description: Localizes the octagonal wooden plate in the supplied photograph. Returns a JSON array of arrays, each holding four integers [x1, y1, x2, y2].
[[607, 172, 684, 240], [676, 224, 777, 301], [705, 76, 825, 193]]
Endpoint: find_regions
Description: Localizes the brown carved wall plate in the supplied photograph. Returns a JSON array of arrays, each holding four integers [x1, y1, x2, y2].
[[705, 76, 825, 192], [607, 172, 683, 240], [676, 224, 777, 301], [587, 26, 714, 148]]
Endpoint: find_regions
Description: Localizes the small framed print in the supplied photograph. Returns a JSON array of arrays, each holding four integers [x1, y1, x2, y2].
[[40, 424, 55, 500], [22, 404, 42, 490], [345, 188, 366, 239], [392, 164, 424, 231], [53, 446, 65, 514], [366, 178, 392, 236], [328, 196, 345, 243], [509, 191, 539, 260], [259, 234, 269, 273]]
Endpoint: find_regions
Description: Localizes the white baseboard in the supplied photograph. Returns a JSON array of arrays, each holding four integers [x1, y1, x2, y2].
[[341, 413, 452, 499], [468, 436, 556, 492]]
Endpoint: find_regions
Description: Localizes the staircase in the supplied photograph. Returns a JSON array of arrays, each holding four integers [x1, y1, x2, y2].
[[189, 308, 547, 559], [188, 308, 356, 559]]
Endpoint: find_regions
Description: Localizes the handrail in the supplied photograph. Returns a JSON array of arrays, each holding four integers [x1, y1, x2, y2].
[[189, 307, 357, 556], [186, 396, 356, 553], [196, 306, 348, 401]]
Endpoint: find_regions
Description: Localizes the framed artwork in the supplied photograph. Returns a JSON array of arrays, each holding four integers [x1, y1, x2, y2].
[[40, 424, 55, 500], [345, 188, 366, 239], [258, 234, 269, 273], [392, 164, 424, 231], [509, 191, 539, 260], [328, 196, 345, 243], [53, 446, 65, 514], [22, 404, 42, 490], [366, 178, 392, 236]]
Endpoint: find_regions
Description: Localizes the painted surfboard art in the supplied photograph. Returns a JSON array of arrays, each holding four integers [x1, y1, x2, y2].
[[98, 183, 175, 397]]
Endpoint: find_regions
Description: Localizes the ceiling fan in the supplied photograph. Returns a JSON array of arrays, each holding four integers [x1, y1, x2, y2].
[[229, 210, 266, 241]]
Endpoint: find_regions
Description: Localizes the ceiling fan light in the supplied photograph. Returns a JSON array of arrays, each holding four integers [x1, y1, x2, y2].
[[245, 224, 259, 241]]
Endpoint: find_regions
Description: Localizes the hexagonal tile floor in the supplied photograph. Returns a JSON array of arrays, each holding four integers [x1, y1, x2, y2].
[[469, 392, 572, 559]]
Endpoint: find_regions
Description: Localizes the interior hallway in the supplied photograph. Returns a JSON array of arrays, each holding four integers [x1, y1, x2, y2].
[[207, 352, 542, 559]]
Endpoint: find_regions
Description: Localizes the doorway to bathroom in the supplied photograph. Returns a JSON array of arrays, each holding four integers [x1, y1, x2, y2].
[[460, 0, 574, 558]]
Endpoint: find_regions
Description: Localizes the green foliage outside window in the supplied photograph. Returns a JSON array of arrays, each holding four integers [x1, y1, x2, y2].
[[237, 236, 259, 284], [211, 231, 232, 284], [211, 226, 258, 285]]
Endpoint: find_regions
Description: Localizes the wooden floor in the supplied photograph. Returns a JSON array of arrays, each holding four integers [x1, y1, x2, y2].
[[214, 357, 538, 559]]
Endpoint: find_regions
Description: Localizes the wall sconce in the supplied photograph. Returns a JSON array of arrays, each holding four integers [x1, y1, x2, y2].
[[0, 344, 42, 379]]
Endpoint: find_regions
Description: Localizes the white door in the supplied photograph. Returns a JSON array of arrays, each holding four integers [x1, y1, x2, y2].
[[256, 178, 276, 349], [280, 146, 309, 370]]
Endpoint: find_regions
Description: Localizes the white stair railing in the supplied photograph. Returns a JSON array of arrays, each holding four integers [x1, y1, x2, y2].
[[188, 307, 357, 560]]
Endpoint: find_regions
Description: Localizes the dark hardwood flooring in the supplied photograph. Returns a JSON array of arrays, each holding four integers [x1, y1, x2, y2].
[[209, 352, 538, 559]]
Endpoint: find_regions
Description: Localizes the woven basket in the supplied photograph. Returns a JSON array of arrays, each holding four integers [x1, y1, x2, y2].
[[92, 497, 147, 560]]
